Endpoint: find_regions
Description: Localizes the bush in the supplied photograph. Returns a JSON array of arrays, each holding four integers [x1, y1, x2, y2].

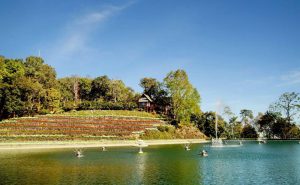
[[62, 101, 77, 111], [39, 109, 50, 115], [141, 130, 174, 139], [175, 125, 207, 139], [141, 125, 206, 139], [157, 125, 175, 133]]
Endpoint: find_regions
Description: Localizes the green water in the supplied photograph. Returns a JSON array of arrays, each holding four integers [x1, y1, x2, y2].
[[0, 141, 299, 185]]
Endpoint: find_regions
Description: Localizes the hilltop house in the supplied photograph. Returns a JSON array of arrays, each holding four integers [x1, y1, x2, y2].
[[138, 94, 154, 112]]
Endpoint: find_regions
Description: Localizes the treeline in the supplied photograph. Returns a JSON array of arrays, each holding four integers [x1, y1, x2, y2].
[[0, 56, 139, 119], [1, 55, 299, 139], [0, 56, 201, 124], [58, 76, 138, 111], [192, 92, 300, 139], [0, 56, 59, 118]]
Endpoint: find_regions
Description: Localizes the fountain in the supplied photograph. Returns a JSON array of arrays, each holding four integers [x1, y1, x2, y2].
[[211, 109, 224, 147], [211, 102, 242, 148], [257, 138, 267, 144], [134, 140, 148, 154]]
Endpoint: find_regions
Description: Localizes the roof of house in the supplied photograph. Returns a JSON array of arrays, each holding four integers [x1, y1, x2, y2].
[[138, 94, 153, 103]]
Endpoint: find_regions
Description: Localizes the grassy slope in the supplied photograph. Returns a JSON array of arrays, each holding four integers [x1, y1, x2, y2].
[[48, 110, 161, 119], [0, 110, 165, 142], [0, 110, 207, 141]]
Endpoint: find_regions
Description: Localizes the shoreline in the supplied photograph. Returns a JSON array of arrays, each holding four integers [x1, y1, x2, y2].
[[0, 139, 209, 150]]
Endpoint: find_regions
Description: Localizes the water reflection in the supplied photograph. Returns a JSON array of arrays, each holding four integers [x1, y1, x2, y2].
[[200, 141, 300, 185], [135, 151, 147, 184], [0, 142, 299, 185]]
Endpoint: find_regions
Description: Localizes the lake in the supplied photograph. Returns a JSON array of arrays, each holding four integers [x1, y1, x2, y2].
[[0, 141, 299, 185]]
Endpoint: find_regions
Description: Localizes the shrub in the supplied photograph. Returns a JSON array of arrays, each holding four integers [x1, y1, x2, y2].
[[141, 130, 174, 139], [175, 125, 207, 139], [39, 109, 50, 115]]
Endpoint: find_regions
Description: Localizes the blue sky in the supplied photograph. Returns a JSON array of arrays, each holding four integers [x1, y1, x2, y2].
[[0, 0, 299, 117]]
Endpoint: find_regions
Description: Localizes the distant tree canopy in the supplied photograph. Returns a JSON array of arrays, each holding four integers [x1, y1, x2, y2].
[[58, 76, 137, 111], [192, 111, 226, 138], [1, 55, 299, 139], [240, 109, 253, 125], [257, 111, 300, 139], [0, 56, 139, 119], [1, 56, 204, 122], [269, 92, 300, 124]]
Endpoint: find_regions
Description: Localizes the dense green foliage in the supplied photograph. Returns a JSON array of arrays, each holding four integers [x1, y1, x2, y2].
[[241, 124, 258, 138], [269, 92, 300, 124], [0, 56, 59, 118], [191, 112, 226, 138], [139, 70, 201, 125], [1, 55, 299, 140], [257, 111, 300, 139], [164, 70, 201, 124], [58, 76, 137, 111], [0, 56, 139, 119], [141, 125, 206, 139]]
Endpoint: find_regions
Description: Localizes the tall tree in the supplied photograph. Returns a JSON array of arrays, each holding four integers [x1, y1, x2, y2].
[[241, 124, 258, 138], [223, 106, 234, 119], [70, 76, 80, 102], [240, 109, 253, 125], [228, 116, 240, 138], [139, 78, 160, 99], [17, 76, 44, 115], [271, 92, 300, 124], [90, 76, 110, 100], [257, 111, 278, 138], [0, 56, 6, 83], [222, 106, 236, 137], [164, 69, 200, 124], [79, 77, 92, 100], [45, 88, 61, 112], [271, 117, 290, 139], [24, 56, 57, 88], [107, 80, 135, 103], [23, 56, 59, 113], [58, 77, 75, 102], [0, 58, 26, 118], [195, 111, 226, 138]]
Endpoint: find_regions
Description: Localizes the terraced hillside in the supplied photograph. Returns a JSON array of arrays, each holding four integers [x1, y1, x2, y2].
[[0, 110, 165, 141]]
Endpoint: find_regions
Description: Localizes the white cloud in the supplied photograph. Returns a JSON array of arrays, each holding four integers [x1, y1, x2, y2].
[[46, 2, 133, 66], [280, 70, 300, 86], [241, 70, 300, 88], [76, 12, 107, 25]]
